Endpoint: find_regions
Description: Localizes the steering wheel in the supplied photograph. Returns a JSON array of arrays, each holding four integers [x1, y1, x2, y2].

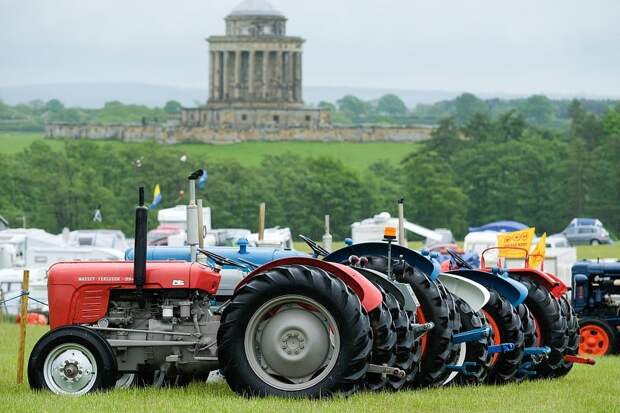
[[447, 249, 473, 270], [298, 234, 330, 258]]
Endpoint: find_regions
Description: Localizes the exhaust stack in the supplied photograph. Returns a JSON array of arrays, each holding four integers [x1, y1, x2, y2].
[[187, 170, 202, 262], [134, 187, 148, 292]]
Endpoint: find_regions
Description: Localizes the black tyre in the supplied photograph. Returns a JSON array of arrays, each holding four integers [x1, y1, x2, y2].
[[554, 296, 579, 376], [482, 290, 524, 384], [363, 297, 397, 391], [217, 265, 373, 398], [511, 275, 568, 378], [454, 297, 491, 385], [383, 292, 419, 390], [442, 291, 463, 386], [578, 317, 618, 356], [356, 256, 453, 387], [28, 325, 117, 395], [395, 265, 454, 387], [514, 303, 539, 381]]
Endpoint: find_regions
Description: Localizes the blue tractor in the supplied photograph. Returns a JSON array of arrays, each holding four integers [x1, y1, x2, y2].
[[572, 261, 620, 355]]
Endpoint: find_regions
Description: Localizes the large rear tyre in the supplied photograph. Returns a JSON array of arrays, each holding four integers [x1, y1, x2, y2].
[[363, 297, 397, 391], [28, 325, 117, 395], [482, 290, 524, 384], [578, 317, 618, 356], [217, 265, 372, 398], [454, 297, 491, 385], [511, 275, 568, 378], [554, 296, 579, 376], [383, 292, 419, 390], [514, 303, 540, 381]]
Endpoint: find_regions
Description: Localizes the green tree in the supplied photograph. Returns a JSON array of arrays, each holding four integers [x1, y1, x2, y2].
[[376, 94, 407, 115], [336, 95, 369, 120], [318, 101, 336, 112], [602, 104, 620, 140], [519, 95, 553, 126], [453, 93, 488, 125], [45, 99, 65, 113]]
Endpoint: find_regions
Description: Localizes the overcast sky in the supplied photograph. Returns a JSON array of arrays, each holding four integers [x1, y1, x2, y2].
[[1, 0, 619, 97]]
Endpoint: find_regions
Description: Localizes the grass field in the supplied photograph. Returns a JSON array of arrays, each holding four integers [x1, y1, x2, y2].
[[0, 132, 419, 172], [0, 324, 618, 413]]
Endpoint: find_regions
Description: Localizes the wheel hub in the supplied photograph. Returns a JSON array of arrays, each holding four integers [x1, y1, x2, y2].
[[44, 344, 97, 395], [281, 330, 306, 355]]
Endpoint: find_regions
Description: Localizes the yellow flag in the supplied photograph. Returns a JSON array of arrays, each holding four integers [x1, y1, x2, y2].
[[529, 233, 547, 269], [497, 228, 536, 258]]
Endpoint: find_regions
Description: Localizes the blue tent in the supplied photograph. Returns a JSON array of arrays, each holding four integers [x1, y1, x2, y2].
[[468, 220, 528, 233]]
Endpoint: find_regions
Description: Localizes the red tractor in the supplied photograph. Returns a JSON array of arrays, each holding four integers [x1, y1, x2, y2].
[[28, 187, 399, 397]]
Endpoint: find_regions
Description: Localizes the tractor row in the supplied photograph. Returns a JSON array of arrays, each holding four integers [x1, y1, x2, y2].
[[27, 172, 592, 397]]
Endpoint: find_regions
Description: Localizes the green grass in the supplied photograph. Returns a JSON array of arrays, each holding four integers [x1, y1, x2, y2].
[[0, 132, 419, 172], [1, 323, 618, 413], [576, 244, 620, 260]]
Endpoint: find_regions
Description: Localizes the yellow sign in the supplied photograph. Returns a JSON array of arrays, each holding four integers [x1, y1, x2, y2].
[[497, 228, 536, 258], [529, 233, 547, 269]]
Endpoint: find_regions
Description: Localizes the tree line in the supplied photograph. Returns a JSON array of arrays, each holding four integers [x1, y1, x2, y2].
[[1, 100, 619, 241]]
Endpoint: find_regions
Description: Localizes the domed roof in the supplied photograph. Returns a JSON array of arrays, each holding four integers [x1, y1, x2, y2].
[[229, 0, 283, 17]]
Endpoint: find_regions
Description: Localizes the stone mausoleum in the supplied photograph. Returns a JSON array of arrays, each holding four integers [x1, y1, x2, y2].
[[46, 0, 432, 143], [182, 0, 328, 129]]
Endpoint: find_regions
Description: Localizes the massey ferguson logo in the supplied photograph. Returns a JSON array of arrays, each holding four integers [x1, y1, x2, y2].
[[172, 279, 185, 286]]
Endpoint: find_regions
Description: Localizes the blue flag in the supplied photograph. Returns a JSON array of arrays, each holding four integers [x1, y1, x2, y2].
[[149, 184, 162, 209], [198, 169, 208, 189]]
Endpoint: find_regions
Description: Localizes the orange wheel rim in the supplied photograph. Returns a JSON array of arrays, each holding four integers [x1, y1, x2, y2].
[[579, 324, 610, 356], [532, 314, 543, 347], [416, 307, 428, 356], [482, 309, 501, 365]]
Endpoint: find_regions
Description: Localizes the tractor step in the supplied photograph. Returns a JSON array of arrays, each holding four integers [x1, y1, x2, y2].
[[488, 343, 515, 354], [518, 361, 538, 377], [564, 355, 596, 365], [452, 327, 491, 344], [367, 364, 406, 378], [411, 322, 435, 339], [446, 361, 478, 376]]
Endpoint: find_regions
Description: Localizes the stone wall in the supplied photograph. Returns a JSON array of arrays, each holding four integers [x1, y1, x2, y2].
[[45, 123, 434, 144]]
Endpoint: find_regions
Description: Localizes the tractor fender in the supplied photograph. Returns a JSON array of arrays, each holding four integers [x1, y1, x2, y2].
[[236, 257, 383, 313], [447, 269, 528, 307], [507, 268, 569, 299], [437, 273, 490, 312], [352, 267, 419, 314], [324, 242, 436, 279]]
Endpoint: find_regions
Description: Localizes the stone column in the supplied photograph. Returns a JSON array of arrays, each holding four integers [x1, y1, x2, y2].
[[275, 51, 283, 101], [248, 50, 255, 98], [287, 52, 295, 102], [208, 51, 214, 101], [214, 51, 222, 100], [222, 50, 229, 100], [262, 50, 269, 100], [234, 50, 241, 100], [295, 52, 302, 102]]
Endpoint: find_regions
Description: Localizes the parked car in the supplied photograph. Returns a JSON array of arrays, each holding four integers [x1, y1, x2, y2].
[[562, 218, 612, 245], [468, 220, 528, 233]]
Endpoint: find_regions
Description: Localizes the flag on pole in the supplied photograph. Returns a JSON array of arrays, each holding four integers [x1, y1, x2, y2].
[[93, 205, 102, 222], [497, 228, 536, 258], [198, 169, 208, 189], [529, 233, 547, 269], [149, 184, 162, 209]]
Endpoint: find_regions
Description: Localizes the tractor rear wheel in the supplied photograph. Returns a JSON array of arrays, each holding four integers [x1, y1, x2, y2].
[[554, 296, 579, 376], [578, 317, 618, 356], [514, 303, 539, 381], [482, 290, 524, 384], [217, 265, 372, 398], [454, 297, 491, 385], [511, 276, 568, 378], [28, 325, 117, 395], [363, 297, 397, 391], [383, 292, 419, 390]]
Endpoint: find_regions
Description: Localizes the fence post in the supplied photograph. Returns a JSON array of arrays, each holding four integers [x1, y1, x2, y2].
[[16, 269, 30, 384], [258, 203, 266, 241]]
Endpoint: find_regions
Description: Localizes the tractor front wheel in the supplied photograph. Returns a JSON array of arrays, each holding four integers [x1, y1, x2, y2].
[[28, 326, 117, 395], [217, 265, 372, 398], [578, 318, 618, 356]]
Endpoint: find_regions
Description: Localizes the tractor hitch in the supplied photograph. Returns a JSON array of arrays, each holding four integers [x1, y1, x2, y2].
[[411, 322, 434, 339], [564, 355, 596, 365], [446, 362, 479, 376], [451, 327, 491, 344], [367, 364, 406, 378], [488, 343, 516, 354]]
